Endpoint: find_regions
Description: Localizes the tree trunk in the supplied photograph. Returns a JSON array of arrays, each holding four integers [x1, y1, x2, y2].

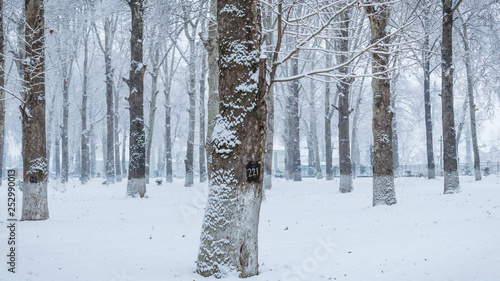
[[460, 18, 481, 181], [206, 0, 219, 183], [55, 131, 61, 178], [104, 18, 115, 184], [21, 0, 49, 220], [309, 76, 322, 179], [122, 132, 127, 175], [114, 89, 122, 182], [61, 62, 72, 184], [163, 50, 175, 183], [351, 65, 368, 180], [366, 1, 397, 206], [146, 46, 161, 184], [337, 9, 353, 193], [126, 0, 146, 197], [325, 47, 333, 181], [184, 18, 197, 187], [423, 20, 436, 179], [441, 0, 460, 193], [199, 45, 208, 183], [290, 54, 302, 181], [390, 72, 399, 177], [306, 121, 315, 176], [263, 1, 275, 189], [196, 0, 266, 276], [0, 0, 4, 186], [80, 27, 90, 184]]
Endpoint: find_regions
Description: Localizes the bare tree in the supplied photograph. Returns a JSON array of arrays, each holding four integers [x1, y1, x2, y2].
[[196, 0, 267, 277], [21, 0, 49, 220]]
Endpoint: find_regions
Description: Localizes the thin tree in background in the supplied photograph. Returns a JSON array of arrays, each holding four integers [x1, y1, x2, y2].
[[366, 0, 397, 206], [458, 11, 481, 181], [94, 17, 116, 184], [80, 26, 91, 184], [441, 0, 461, 193], [197, 0, 267, 276], [125, 0, 146, 197], [21, 0, 49, 220]]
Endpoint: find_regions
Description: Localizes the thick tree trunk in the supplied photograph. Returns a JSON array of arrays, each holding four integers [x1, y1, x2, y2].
[[80, 28, 90, 184], [337, 9, 353, 193], [206, 0, 219, 183], [366, 1, 397, 206], [460, 20, 481, 181], [199, 46, 208, 183], [441, 0, 460, 193], [21, 0, 49, 220], [0, 0, 4, 186], [126, 0, 146, 197], [104, 19, 115, 184], [197, 0, 266, 277]]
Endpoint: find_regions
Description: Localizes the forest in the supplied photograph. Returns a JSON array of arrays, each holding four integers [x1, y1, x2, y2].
[[0, 0, 499, 280]]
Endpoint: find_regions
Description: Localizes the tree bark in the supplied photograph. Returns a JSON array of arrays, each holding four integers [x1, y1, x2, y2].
[[114, 88, 122, 182], [290, 54, 302, 181], [21, 0, 49, 220], [441, 0, 460, 193], [199, 45, 208, 183], [325, 45, 334, 181], [146, 48, 160, 184], [104, 18, 115, 184], [197, 0, 266, 277], [459, 17, 481, 181], [61, 60, 72, 184], [422, 18, 436, 179], [126, 0, 146, 197], [206, 0, 219, 183], [390, 71, 399, 177], [366, 1, 397, 206], [80, 27, 90, 184], [337, 9, 353, 193]]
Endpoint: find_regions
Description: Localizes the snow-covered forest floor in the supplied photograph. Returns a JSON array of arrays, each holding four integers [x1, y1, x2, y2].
[[1, 175, 500, 281]]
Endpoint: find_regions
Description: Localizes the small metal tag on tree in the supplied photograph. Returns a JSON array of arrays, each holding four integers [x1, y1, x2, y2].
[[246, 161, 261, 183]]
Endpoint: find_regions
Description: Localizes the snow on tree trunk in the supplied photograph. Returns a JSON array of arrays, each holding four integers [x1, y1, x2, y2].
[[196, 0, 266, 277], [441, 0, 460, 193], [163, 52, 174, 183], [80, 27, 90, 185], [337, 9, 353, 193], [104, 18, 115, 184], [146, 48, 160, 184], [366, 1, 397, 206], [391, 72, 399, 177], [125, 0, 146, 198], [21, 0, 49, 221]]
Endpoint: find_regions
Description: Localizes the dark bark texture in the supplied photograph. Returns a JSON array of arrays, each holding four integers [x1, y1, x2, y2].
[[126, 0, 146, 197], [21, 0, 49, 220], [441, 0, 460, 193], [366, 1, 397, 206]]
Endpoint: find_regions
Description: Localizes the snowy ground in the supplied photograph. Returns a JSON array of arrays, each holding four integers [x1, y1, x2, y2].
[[1, 175, 500, 281]]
